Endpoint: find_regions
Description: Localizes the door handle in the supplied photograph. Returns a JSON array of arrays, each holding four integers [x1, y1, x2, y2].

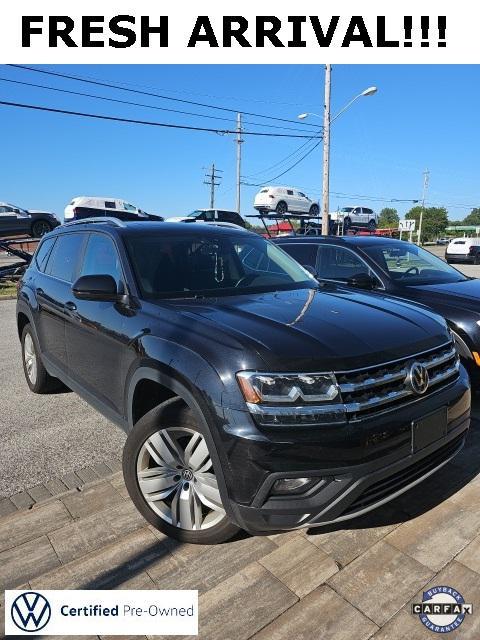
[[65, 301, 77, 312]]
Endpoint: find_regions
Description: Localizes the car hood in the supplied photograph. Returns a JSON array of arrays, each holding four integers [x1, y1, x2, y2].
[[164, 287, 448, 371], [408, 279, 480, 314]]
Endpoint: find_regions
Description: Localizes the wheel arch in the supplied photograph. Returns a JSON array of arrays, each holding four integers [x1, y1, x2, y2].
[[126, 365, 236, 521]]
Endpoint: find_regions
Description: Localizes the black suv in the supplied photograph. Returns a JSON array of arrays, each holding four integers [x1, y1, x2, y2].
[[17, 219, 470, 544]]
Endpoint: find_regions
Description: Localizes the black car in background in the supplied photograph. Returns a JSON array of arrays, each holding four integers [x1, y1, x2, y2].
[[17, 220, 469, 543], [274, 235, 480, 386], [0, 202, 60, 238]]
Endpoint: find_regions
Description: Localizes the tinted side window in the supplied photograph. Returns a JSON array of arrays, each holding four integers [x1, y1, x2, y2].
[[105, 201, 116, 209], [80, 233, 124, 289], [47, 233, 85, 282], [317, 246, 373, 281], [34, 237, 56, 272], [279, 243, 318, 269], [287, 190, 294, 196]]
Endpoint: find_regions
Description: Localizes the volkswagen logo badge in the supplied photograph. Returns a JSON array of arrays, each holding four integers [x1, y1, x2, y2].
[[408, 362, 429, 395], [182, 468, 194, 481], [11, 592, 51, 632]]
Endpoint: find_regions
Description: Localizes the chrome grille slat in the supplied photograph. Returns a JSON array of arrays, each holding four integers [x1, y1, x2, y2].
[[338, 341, 460, 420]]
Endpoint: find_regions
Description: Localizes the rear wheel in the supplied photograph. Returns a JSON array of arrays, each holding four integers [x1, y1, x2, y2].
[[275, 201, 288, 215], [123, 398, 239, 544], [367, 219, 377, 231], [31, 219, 53, 238], [21, 324, 60, 393]]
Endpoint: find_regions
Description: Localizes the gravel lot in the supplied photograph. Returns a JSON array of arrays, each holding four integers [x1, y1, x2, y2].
[[0, 243, 478, 497]]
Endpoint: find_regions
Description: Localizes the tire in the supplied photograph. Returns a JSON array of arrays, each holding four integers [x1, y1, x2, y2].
[[367, 219, 377, 232], [31, 219, 53, 238], [275, 201, 288, 215], [343, 216, 352, 231], [309, 204, 319, 216], [474, 254, 480, 266], [21, 324, 60, 393], [123, 397, 240, 545]]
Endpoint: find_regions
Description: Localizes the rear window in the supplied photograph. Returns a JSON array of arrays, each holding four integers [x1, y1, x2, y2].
[[34, 237, 56, 272], [47, 233, 85, 282], [278, 243, 318, 269], [452, 240, 466, 244]]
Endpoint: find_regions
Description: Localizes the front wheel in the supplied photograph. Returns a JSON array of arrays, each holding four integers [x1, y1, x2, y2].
[[123, 398, 239, 544], [309, 204, 319, 216], [343, 216, 352, 231]]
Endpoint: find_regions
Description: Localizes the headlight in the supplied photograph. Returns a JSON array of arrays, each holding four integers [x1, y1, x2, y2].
[[236, 372, 345, 427], [236, 372, 339, 404]]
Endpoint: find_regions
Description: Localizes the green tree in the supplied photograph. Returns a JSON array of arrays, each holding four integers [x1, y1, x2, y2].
[[405, 206, 448, 242], [378, 207, 399, 228], [463, 208, 480, 226]]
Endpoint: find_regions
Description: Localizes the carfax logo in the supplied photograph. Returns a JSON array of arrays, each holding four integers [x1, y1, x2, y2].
[[412, 585, 473, 633], [11, 591, 52, 632]]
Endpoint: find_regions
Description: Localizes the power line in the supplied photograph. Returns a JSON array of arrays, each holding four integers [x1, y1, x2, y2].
[[243, 138, 323, 186], [32, 65, 317, 109], [242, 135, 322, 179], [0, 100, 320, 138], [0, 76, 313, 133], [8, 65, 321, 130]]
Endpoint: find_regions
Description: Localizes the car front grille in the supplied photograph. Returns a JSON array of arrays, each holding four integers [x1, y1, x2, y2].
[[342, 432, 466, 516], [337, 341, 460, 421]]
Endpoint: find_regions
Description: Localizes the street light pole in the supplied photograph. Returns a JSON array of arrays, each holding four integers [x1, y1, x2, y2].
[[236, 112, 243, 215], [417, 168, 430, 245], [299, 75, 377, 236], [321, 64, 332, 237]]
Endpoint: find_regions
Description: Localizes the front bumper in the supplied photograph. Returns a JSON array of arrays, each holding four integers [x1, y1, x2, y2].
[[216, 368, 470, 534]]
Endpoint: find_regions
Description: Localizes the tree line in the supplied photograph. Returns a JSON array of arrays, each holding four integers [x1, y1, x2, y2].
[[378, 206, 480, 241]]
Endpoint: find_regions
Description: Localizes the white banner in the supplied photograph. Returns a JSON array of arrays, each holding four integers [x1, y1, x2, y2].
[[5, 590, 198, 636], [0, 0, 477, 63]]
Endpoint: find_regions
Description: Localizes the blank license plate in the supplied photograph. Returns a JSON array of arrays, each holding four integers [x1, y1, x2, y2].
[[412, 407, 448, 452]]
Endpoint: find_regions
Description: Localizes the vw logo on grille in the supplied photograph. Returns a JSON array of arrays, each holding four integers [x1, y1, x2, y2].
[[408, 362, 429, 395], [11, 591, 51, 632], [182, 469, 194, 481]]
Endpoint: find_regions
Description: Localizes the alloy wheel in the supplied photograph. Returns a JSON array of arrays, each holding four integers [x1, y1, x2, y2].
[[136, 427, 226, 531], [23, 332, 38, 385]]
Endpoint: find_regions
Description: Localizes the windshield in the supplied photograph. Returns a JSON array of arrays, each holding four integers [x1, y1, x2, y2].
[[125, 233, 316, 299], [340, 207, 354, 213], [362, 243, 467, 285]]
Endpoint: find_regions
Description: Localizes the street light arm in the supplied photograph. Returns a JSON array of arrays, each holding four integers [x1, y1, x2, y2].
[[330, 94, 363, 124]]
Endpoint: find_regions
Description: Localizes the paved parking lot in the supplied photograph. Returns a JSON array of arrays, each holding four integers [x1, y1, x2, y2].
[[0, 298, 125, 498], [0, 240, 479, 639]]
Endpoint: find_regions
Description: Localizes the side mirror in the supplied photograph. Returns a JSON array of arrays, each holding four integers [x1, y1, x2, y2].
[[347, 272, 377, 290], [72, 275, 122, 302], [302, 264, 318, 278]]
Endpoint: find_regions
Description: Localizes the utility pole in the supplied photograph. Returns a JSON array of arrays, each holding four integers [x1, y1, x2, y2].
[[236, 112, 243, 215], [321, 64, 332, 236], [203, 163, 223, 209], [417, 168, 430, 245]]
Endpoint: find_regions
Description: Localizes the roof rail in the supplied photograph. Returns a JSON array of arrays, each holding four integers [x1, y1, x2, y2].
[[62, 217, 126, 228], [180, 220, 249, 231]]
